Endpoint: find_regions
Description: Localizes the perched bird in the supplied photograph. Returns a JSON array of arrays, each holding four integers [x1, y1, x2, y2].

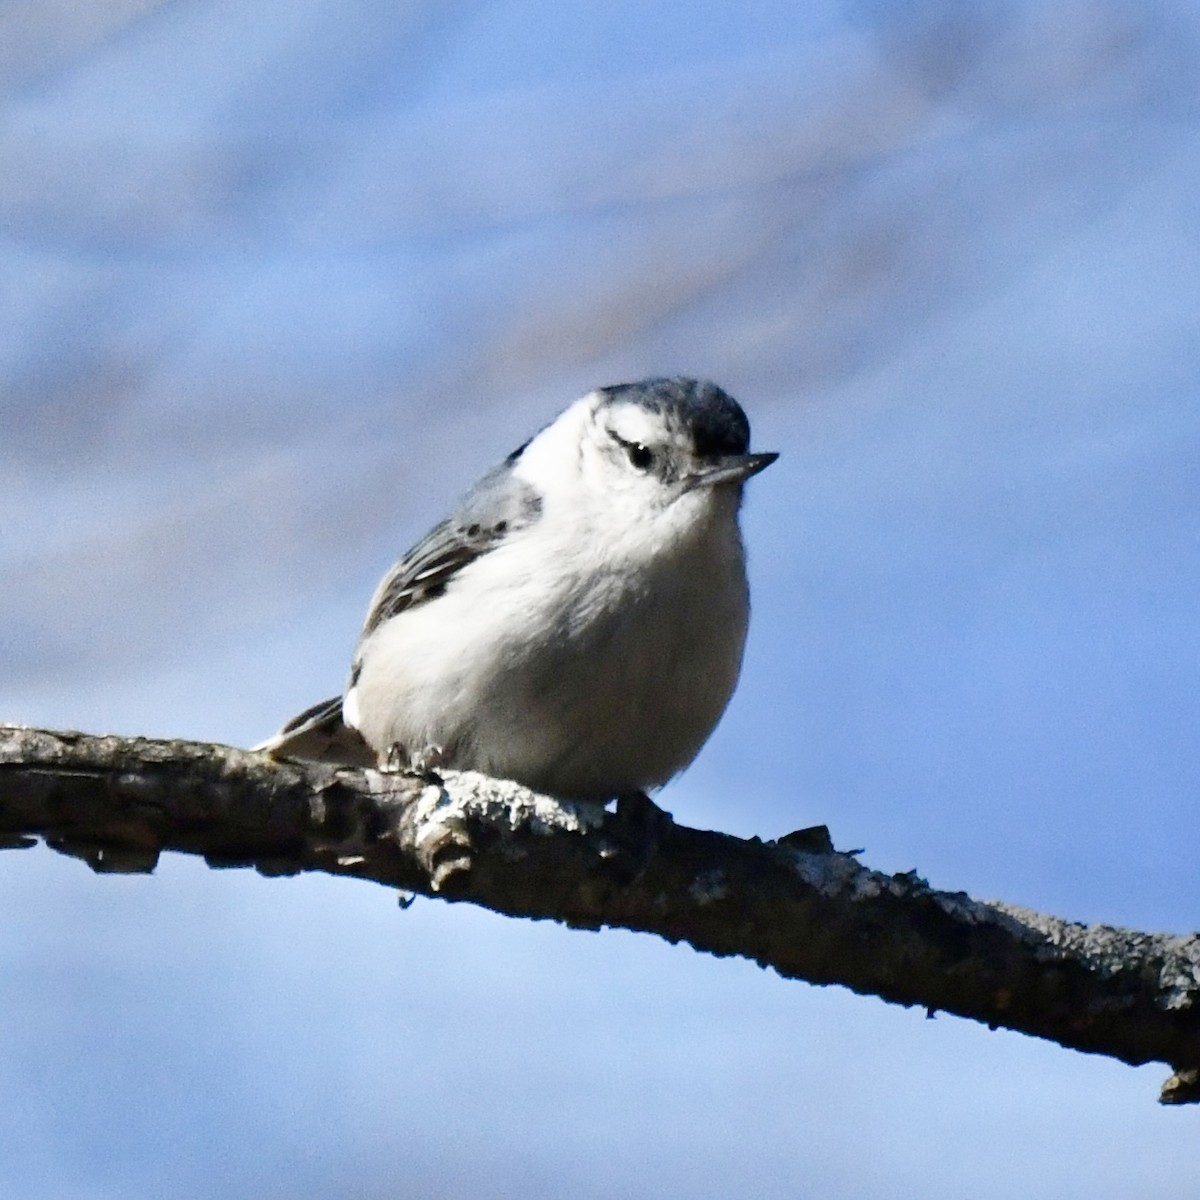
[[258, 377, 777, 802]]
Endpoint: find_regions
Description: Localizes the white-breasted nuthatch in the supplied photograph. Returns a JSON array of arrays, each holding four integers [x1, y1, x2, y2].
[[258, 377, 777, 802]]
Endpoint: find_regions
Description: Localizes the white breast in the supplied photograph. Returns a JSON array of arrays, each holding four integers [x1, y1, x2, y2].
[[348, 485, 751, 802]]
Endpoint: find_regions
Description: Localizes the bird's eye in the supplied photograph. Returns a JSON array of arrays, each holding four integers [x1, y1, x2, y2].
[[626, 442, 654, 471], [608, 429, 656, 472]]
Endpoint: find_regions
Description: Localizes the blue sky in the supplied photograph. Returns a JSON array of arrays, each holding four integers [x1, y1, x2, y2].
[[3, 1, 1200, 1196]]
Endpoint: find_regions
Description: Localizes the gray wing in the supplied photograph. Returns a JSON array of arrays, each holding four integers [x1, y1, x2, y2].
[[258, 457, 542, 766], [358, 460, 543, 640]]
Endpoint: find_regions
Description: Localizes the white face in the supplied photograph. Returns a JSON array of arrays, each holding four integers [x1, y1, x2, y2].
[[510, 390, 747, 532], [584, 397, 695, 504]]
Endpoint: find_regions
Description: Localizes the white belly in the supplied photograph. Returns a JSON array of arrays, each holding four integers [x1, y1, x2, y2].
[[349, 510, 751, 801]]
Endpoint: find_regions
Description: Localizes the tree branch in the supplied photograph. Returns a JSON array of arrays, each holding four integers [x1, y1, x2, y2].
[[1, 724, 1198, 1103]]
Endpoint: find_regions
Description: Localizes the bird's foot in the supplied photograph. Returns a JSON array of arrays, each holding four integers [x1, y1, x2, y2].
[[381, 742, 446, 782], [410, 743, 447, 775], [382, 743, 408, 774]]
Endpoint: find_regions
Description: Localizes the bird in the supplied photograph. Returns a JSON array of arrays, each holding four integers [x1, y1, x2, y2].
[[257, 377, 777, 803]]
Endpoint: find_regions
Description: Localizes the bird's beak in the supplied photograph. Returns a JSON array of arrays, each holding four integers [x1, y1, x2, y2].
[[686, 451, 779, 490]]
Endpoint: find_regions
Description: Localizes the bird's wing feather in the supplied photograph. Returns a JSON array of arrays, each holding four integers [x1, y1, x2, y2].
[[359, 462, 543, 639], [258, 456, 543, 765], [360, 518, 500, 637]]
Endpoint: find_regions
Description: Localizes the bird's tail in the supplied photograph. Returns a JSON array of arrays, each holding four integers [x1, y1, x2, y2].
[[254, 696, 376, 767]]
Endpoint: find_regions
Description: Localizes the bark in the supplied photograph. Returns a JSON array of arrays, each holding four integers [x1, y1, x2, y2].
[[1, 724, 1198, 1104]]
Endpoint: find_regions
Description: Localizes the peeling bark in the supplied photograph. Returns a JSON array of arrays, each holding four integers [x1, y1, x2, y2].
[[1, 724, 1198, 1104]]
